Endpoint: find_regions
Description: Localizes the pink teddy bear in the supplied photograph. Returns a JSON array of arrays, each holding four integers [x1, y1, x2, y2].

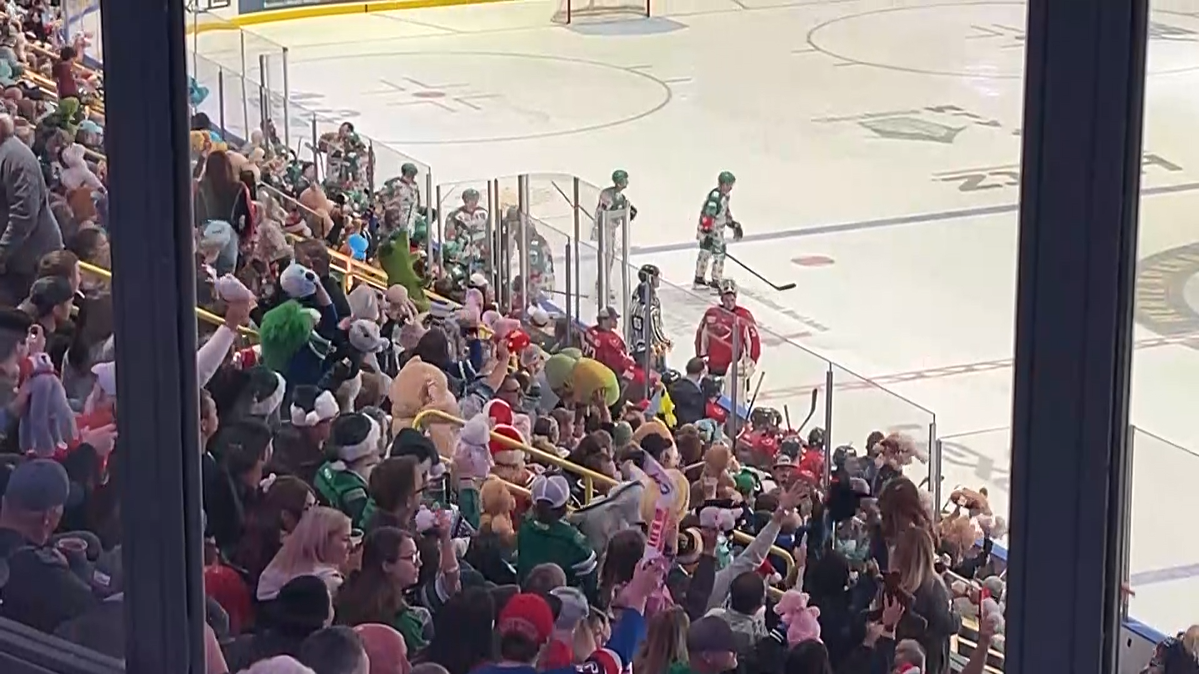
[[774, 590, 822, 646]]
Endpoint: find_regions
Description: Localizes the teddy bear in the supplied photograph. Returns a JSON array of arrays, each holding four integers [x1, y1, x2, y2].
[[479, 476, 517, 548], [775, 590, 822, 646], [946, 486, 1009, 541], [701, 442, 741, 502]]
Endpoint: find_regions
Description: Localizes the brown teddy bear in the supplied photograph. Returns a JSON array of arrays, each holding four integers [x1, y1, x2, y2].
[[478, 476, 516, 547], [701, 442, 741, 502]]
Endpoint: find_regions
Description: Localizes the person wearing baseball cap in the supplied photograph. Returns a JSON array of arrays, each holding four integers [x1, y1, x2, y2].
[[685, 616, 739, 673], [0, 459, 97, 632], [516, 474, 598, 600]]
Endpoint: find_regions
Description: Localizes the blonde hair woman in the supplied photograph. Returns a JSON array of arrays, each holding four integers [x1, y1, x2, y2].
[[631, 607, 690, 674], [888, 527, 954, 674], [257, 506, 353, 601]]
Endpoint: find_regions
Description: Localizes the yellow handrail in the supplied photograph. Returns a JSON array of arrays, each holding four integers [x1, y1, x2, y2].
[[78, 260, 259, 339], [410, 407, 797, 584]]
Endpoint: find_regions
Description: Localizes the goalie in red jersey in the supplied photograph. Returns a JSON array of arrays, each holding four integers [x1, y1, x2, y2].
[[695, 278, 761, 399]]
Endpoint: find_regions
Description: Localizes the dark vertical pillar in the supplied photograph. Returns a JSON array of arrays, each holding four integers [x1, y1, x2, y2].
[[1008, 0, 1148, 670], [101, 0, 205, 669]]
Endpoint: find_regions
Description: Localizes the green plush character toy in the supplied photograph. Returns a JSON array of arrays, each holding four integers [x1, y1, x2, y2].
[[258, 300, 332, 372], [377, 229, 430, 313]]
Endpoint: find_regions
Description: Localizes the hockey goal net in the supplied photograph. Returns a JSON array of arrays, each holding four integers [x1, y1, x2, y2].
[[552, 0, 650, 24]]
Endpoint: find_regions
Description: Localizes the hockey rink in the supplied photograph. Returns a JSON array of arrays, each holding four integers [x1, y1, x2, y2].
[[197, 0, 1199, 633]]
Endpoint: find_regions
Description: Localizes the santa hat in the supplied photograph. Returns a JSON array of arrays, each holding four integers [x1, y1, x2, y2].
[[246, 367, 286, 418], [490, 423, 526, 466], [289, 386, 338, 427], [484, 398, 514, 427], [330, 413, 382, 463]]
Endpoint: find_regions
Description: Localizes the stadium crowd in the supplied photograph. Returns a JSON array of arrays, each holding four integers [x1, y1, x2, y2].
[[0, 3, 1145, 674]]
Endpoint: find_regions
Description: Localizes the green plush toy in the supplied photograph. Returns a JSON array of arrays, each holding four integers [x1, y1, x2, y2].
[[258, 300, 331, 372], [377, 229, 430, 313]]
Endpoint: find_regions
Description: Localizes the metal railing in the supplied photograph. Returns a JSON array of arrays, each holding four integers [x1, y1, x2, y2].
[[411, 407, 798, 587]]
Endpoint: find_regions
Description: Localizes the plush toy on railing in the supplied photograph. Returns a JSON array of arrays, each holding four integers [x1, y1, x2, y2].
[[188, 76, 209, 108]]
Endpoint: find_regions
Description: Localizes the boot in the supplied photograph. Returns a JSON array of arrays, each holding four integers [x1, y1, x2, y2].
[[692, 276, 708, 290]]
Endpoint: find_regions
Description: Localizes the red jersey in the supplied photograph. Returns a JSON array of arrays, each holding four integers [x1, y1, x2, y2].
[[695, 304, 761, 374], [584, 326, 635, 378]]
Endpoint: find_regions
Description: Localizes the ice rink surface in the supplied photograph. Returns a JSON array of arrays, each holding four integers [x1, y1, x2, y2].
[[197, 0, 1199, 632]]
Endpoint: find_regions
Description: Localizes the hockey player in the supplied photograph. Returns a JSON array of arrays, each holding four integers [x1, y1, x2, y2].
[[378, 162, 422, 237], [584, 306, 637, 380], [594, 170, 637, 299], [695, 279, 760, 399], [628, 263, 671, 370], [694, 171, 743, 290], [446, 187, 490, 276]]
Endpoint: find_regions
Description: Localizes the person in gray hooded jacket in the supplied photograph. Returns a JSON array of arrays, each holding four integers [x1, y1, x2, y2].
[[0, 113, 62, 306]]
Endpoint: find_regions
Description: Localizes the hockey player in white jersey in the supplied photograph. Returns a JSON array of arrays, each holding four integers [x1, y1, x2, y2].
[[593, 169, 637, 299], [693, 171, 743, 291], [445, 188, 490, 275]]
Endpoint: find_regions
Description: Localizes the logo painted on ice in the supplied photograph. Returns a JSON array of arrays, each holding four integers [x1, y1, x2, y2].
[[813, 104, 1006, 145], [934, 152, 1182, 193], [1133, 241, 1199, 346]]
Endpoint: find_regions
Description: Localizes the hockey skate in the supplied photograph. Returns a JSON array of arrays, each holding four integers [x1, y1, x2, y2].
[[692, 276, 709, 291]]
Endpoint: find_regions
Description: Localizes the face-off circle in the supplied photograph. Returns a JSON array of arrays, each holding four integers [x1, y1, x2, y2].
[[807, 2, 1199, 79]]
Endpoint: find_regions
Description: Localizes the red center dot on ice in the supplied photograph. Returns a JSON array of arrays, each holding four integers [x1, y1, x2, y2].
[[792, 255, 835, 267], [412, 91, 447, 98]]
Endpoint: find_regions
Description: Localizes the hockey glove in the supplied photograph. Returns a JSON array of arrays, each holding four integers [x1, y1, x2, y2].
[[630, 204, 638, 220], [731, 221, 744, 241]]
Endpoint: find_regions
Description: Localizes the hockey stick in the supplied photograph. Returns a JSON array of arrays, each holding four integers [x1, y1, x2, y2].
[[725, 253, 797, 291], [797, 388, 819, 432]]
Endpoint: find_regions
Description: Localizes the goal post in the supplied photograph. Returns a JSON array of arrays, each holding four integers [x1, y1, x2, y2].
[[552, 0, 651, 24]]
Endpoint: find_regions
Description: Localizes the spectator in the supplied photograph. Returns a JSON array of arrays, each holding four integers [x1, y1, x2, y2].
[[417, 587, 495, 674], [0, 459, 96, 632], [195, 150, 255, 276], [354, 623, 410, 674], [890, 527, 953, 674], [668, 358, 707, 427], [682, 615, 739, 674], [225, 575, 335, 671], [705, 570, 767, 653], [336, 527, 430, 652], [243, 656, 319, 674], [522, 562, 567, 596], [516, 474, 598, 600], [232, 475, 317, 586], [52, 46, 80, 101], [204, 418, 273, 555], [258, 506, 352, 601], [300, 625, 370, 674], [365, 455, 422, 532], [0, 113, 62, 306], [632, 606, 690, 674]]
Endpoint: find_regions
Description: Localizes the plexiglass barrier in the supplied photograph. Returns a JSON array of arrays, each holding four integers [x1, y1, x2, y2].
[[187, 9, 286, 86], [510, 184, 936, 479], [1127, 426, 1199, 635]]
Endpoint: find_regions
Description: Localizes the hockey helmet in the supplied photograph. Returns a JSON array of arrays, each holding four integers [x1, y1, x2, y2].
[[832, 444, 858, 471], [779, 434, 803, 460], [638, 264, 660, 283], [750, 406, 782, 430], [718, 278, 738, 296], [612, 169, 629, 186], [462, 188, 480, 201], [807, 427, 826, 451], [401, 162, 418, 177], [718, 171, 736, 185]]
